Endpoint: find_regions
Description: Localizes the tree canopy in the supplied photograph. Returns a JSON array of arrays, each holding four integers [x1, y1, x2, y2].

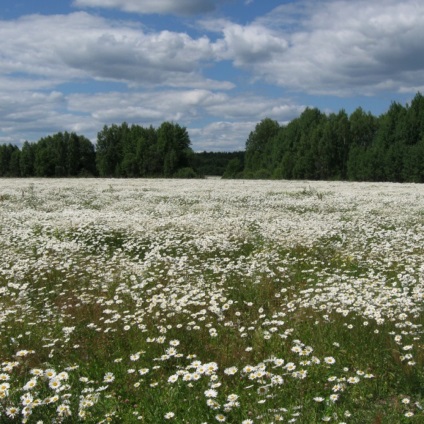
[[242, 92, 424, 182]]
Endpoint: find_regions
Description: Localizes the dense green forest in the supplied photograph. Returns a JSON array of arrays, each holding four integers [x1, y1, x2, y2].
[[1, 93, 424, 181], [0, 122, 198, 178], [241, 92, 424, 182]]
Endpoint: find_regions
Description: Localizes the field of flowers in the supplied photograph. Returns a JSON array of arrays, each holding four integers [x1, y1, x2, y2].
[[0, 178, 423, 423]]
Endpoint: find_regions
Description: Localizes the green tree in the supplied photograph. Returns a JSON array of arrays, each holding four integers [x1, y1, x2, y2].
[[96, 124, 125, 177], [157, 122, 193, 177], [78, 136, 96, 176], [244, 118, 280, 175], [20, 141, 36, 177], [223, 158, 243, 178]]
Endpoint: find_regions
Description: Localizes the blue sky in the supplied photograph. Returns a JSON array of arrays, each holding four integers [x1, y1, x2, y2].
[[1, 0, 423, 151]]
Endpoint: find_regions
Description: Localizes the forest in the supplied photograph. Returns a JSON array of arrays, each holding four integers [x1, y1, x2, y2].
[[0, 92, 423, 181], [239, 92, 424, 182]]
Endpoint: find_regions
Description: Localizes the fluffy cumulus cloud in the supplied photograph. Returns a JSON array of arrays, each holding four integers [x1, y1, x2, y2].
[[189, 121, 258, 152], [214, 0, 424, 95], [0, 12, 218, 87], [212, 21, 288, 67], [72, 0, 221, 16]]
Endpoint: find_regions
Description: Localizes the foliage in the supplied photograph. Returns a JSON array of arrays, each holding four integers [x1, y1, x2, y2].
[[242, 92, 424, 182], [192, 151, 245, 177]]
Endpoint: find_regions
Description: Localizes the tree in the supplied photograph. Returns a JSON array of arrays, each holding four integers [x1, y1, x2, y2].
[[157, 122, 193, 177], [244, 118, 280, 174], [96, 124, 125, 177], [20, 141, 36, 177], [223, 158, 243, 178]]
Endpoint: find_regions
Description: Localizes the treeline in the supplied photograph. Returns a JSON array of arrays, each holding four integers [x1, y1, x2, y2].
[[0, 133, 96, 177], [239, 92, 424, 182], [0, 122, 199, 178], [2, 93, 424, 181]]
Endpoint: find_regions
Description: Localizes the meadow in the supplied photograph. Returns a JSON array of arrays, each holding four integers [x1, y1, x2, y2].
[[0, 178, 423, 423]]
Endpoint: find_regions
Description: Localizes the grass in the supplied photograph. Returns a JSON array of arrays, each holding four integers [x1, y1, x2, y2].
[[0, 178, 423, 423]]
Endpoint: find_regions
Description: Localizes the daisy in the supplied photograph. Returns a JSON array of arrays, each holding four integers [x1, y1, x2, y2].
[[324, 357, 336, 365]]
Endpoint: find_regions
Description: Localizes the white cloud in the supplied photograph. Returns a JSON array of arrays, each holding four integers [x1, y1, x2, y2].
[[73, 0, 221, 16], [68, 89, 303, 126], [0, 12, 224, 88], [189, 121, 257, 151], [212, 0, 424, 95]]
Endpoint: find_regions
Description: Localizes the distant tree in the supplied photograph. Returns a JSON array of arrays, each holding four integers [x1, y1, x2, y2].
[[20, 141, 36, 177], [96, 124, 125, 177], [9, 148, 21, 177], [0, 144, 21, 176], [244, 118, 280, 174], [157, 122, 193, 177], [347, 108, 378, 180], [78, 136, 96, 176], [222, 158, 244, 178]]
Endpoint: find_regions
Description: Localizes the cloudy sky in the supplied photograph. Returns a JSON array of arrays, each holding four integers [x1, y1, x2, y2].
[[1, 0, 424, 151]]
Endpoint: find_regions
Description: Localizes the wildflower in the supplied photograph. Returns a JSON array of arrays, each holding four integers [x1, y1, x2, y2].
[[103, 372, 115, 383], [164, 412, 175, 419], [44, 369, 56, 379], [49, 377, 61, 390], [182, 373, 192, 381], [168, 375, 178, 383], [57, 404, 71, 416], [5, 406, 19, 418], [206, 399, 220, 409], [30, 369, 43, 377], [224, 366, 238, 375], [57, 371, 69, 380], [329, 394, 339, 402], [227, 394, 239, 402], [205, 389, 218, 398], [23, 378, 37, 390], [0, 382, 11, 392], [285, 362, 296, 371], [21, 393, 34, 406], [16, 350, 31, 357], [215, 414, 226, 422], [257, 386, 268, 395], [274, 358, 284, 367], [324, 357, 336, 365]]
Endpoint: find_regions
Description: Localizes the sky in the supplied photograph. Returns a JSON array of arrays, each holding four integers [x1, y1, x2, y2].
[[1, 0, 424, 152]]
